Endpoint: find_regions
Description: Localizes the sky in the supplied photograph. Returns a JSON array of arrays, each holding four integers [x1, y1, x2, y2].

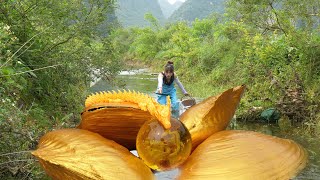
[[167, 0, 186, 5]]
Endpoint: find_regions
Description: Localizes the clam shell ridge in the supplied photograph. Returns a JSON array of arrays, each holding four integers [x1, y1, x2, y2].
[[84, 90, 171, 128], [179, 130, 308, 180], [32, 129, 154, 180], [79, 90, 171, 150]]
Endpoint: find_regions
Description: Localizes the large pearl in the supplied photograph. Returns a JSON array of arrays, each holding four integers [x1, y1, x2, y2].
[[136, 118, 192, 171]]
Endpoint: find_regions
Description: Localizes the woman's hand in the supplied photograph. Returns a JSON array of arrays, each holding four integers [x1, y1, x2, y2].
[[158, 87, 162, 94]]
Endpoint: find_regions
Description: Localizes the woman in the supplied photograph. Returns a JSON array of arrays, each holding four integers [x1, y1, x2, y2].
[[157, 61, 189, 116]]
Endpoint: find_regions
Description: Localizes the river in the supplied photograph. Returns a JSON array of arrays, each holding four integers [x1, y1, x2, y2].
[[90, 69, 320, 180]]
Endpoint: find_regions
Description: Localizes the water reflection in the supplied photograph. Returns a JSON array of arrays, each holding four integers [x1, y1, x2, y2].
[[91, 74, 157, 95]]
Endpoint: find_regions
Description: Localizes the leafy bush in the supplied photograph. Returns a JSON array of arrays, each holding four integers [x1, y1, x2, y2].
[[0, 1, 121, 178]]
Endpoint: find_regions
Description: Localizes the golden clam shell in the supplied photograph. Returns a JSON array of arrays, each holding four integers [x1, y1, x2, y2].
[[32, 129, 154, 180], [79, 90, 171, 150], [180, 85, 246, 149], [179, 130, 308, 180]]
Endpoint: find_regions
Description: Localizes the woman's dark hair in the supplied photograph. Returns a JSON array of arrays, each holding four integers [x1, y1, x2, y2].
[[164, 61, 174, 72]]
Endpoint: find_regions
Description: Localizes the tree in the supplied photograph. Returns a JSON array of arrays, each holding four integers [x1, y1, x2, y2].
[[0, 0, 120, 178], [226, 0, 320, 34]]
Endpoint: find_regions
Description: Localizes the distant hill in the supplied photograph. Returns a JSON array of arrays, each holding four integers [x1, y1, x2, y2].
[[158, 0, 184, 19], [169, 0, 226, 22], [115, 0, 166, 28]]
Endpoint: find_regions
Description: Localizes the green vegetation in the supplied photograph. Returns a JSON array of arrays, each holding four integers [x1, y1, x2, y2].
[[110, 0, 320, 135], [115, 0, 165, 28], [0, 0, 121, 178], [169, 0, 225, 23]]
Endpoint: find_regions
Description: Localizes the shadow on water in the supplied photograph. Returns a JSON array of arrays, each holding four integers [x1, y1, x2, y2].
[[90, 70, 320, 180]]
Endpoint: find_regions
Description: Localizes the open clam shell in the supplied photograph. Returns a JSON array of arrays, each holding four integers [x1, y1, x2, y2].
[[79, 90, 171, 150], [32, 129, 154, 180], [180, 85, 246, 149], [179, 130, 308, 180]]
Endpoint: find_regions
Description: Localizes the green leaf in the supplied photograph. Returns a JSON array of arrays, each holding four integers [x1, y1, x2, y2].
[[1, 67, 14, 75]]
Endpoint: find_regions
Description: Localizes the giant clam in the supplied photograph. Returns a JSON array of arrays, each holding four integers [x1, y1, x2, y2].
[[32, 85, 308, 180]]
